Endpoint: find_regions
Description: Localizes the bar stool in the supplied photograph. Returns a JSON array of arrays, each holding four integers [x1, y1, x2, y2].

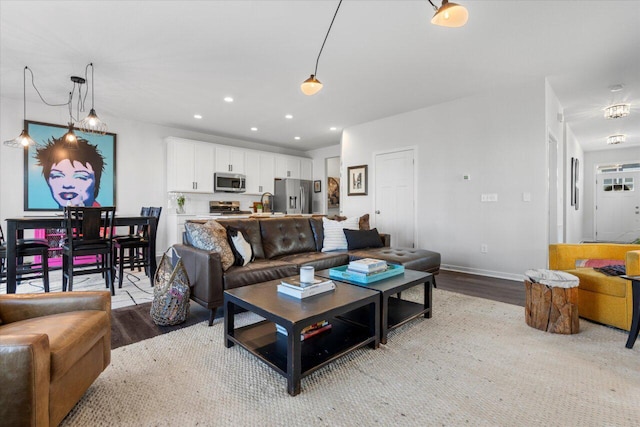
[[0, 225, 50, 292], [113, 207, 161, 289]]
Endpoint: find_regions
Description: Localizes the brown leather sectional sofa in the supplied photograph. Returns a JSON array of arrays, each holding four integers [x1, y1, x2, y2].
[[174, 216, 440, 325]]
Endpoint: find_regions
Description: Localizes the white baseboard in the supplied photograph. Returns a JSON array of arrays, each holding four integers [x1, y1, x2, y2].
[[440, 264, 524, 282]]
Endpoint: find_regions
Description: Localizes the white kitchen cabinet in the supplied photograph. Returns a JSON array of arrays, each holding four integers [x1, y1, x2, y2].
[[166, 137, 215, 193], [275, 155, 300, 179], [300, 158, 313, 180], [215, 146, 245, 173], [245, 151, 275, 195]]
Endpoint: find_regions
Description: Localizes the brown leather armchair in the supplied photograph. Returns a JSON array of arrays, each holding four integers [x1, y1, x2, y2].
[[0, 291, 111, 427]]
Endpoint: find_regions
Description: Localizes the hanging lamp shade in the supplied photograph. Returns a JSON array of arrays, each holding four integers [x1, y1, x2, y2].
[[3, 66, 35, 148], [4, 129, 35, 148], [431, 0, 468, 28], [62, 123, 78, 148], [301, 75, 323, 96], [79, 108, 108, 134]]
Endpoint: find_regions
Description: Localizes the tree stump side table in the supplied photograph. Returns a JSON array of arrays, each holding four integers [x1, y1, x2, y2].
[[524, 269, 579, 334]]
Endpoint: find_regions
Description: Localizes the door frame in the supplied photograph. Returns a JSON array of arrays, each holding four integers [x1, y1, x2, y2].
[[372, 146, 418, 248]]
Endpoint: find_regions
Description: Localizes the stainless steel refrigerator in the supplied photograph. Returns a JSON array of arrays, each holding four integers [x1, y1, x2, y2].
[[273, 179, 313, 214]]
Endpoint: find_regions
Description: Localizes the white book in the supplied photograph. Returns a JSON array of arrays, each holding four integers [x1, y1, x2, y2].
[[349, 258, 387, 272], [277, 281, 336, 299], [280, 277, 334, 290]]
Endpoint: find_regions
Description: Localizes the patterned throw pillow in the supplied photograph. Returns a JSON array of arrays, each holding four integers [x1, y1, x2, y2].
[[184, 220, 234, 271], [322, 216, 359, 252], [226, 226, 254, 266], [575, 259, 625, 268]]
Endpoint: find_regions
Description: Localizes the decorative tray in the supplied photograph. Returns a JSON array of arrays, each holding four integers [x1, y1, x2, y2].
[[328, 264, 405, 284]]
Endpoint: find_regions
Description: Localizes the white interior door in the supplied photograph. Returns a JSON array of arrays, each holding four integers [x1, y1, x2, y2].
[[596, 171, 640, 242], [374, 149, 415, 247]]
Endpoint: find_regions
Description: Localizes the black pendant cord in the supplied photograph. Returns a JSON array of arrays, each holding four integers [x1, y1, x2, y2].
[[427, 0, 439, 11], [313, 0, 343, 77], [26, 66, 71, 108]]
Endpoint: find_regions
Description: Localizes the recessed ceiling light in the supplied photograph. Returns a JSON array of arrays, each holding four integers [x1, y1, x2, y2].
[[294, 136, 301, 140], [330, 127, 337, 131], [609, 84, 624, 92], [194, 114, 202, 119], [224, 97, 234, 103], [285, 114, 293, 119], [250, 127, 258, 131]]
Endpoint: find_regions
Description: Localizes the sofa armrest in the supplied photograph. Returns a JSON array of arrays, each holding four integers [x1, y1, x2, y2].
[[173, 244, 226, 308], [627, 250, 640, 276], [0, 291, 111, 325], [0, 334, 50, 426], [379, 233, 391, 247]]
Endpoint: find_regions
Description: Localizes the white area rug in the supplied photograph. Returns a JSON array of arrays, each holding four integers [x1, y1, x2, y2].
[[61, 288, 640, 426], [1, 270, 153, 309]]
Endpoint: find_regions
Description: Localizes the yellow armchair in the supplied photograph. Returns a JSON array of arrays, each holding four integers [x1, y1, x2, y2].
[[549, 244, 640, 331]]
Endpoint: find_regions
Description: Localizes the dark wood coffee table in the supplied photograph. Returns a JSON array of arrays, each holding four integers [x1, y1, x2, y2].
[[317, 268, 433, 344], [224, 278, 379, 396]]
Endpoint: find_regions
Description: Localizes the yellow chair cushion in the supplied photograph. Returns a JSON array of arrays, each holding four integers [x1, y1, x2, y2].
[[564, 268, 627, 298]]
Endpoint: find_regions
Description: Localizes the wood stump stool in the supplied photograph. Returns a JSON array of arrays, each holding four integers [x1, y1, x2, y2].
[[524, 269, 579, 334]]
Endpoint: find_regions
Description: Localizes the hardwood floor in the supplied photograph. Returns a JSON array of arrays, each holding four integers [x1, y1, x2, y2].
[[435, 270, 525, 307]]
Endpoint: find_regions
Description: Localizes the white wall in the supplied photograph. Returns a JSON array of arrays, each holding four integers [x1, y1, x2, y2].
[[340, 80, 548, 280], [0, 96, 308, 254], [306, 144, 340, 214], [545, 80, 565, 244], [583, 145, 640, 241]]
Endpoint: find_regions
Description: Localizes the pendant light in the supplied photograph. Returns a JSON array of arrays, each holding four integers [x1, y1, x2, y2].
[[3, 67, 36, 148], [429, 0, 469, 28], [300, 0, 343, 96], [78, 63, 108, 134]]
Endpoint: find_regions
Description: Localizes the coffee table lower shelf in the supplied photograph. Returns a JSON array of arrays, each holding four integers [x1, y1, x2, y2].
[[228, 317, 375, 377]]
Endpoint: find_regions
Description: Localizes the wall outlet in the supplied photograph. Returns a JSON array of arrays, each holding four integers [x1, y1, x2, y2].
[[488, 193, 498, 202], [481, 244, 488, 253]]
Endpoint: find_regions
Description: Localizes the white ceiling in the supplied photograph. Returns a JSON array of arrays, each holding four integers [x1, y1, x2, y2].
[[1, 0, 639, 152]]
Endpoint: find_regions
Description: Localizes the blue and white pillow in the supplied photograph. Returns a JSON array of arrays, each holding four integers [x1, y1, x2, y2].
[[322, 216, 359, 252]]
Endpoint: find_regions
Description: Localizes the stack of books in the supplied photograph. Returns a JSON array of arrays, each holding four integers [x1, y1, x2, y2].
[[277, 277, 336, 299], [348, 258, 388, 275], [276, 320, 332, 340]]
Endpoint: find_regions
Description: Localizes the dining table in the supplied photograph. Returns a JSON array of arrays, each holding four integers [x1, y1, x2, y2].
[[4, 215, 158, 294]]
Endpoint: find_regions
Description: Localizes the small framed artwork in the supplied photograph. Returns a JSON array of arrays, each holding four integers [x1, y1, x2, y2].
[[347, 164, 368, 196], [313, 180, 321, 193], [23, 120, 117, 211]]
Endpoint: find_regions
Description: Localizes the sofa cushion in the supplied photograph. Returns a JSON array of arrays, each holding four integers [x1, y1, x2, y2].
[[0, 310, 109, 381], [278, 251, 350, 271], [564, 268, 628, 298], [349, 247, 441, 274], [217, 218, 265, 259], [309, 217, 324, 252], [260, 217, 317, 259], [344, 228, 384, 250], [322, 216, 359, 252], [185, 220, 234, 271], [226, 226, 254, 267], [224, 259, 298, 290]]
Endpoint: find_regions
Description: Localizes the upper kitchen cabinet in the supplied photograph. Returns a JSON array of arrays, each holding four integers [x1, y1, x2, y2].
[[215, 146, 245, 173], [245, 151, 275, 195], [166, 137, 215, 193], [300, 158, 313, 180], [275, 155, 300, 179]]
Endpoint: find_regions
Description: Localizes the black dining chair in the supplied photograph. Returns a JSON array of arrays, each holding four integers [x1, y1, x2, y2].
[[112, 206, 161, 289], [0, 224, 51, 292], [61, 206, 116, 295]]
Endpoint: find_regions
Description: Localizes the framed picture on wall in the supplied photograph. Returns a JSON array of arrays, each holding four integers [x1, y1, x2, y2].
[[327, 177, 340, 208], [23, 120, 117, 211], [313, 180, 321, 193], [347, 165, 368, 196]]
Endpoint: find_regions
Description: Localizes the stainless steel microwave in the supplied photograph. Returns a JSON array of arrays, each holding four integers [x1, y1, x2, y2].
[[214, 173, 246, 193]]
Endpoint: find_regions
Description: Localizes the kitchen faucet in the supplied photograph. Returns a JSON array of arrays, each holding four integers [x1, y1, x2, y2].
[[260, 192, 273, 213]]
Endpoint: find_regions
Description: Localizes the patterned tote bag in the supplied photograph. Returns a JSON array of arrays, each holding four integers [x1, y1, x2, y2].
[[150, 247, 191, 326]]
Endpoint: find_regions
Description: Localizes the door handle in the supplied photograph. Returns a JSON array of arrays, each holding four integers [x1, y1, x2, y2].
[[375, 210, 380, 214]]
